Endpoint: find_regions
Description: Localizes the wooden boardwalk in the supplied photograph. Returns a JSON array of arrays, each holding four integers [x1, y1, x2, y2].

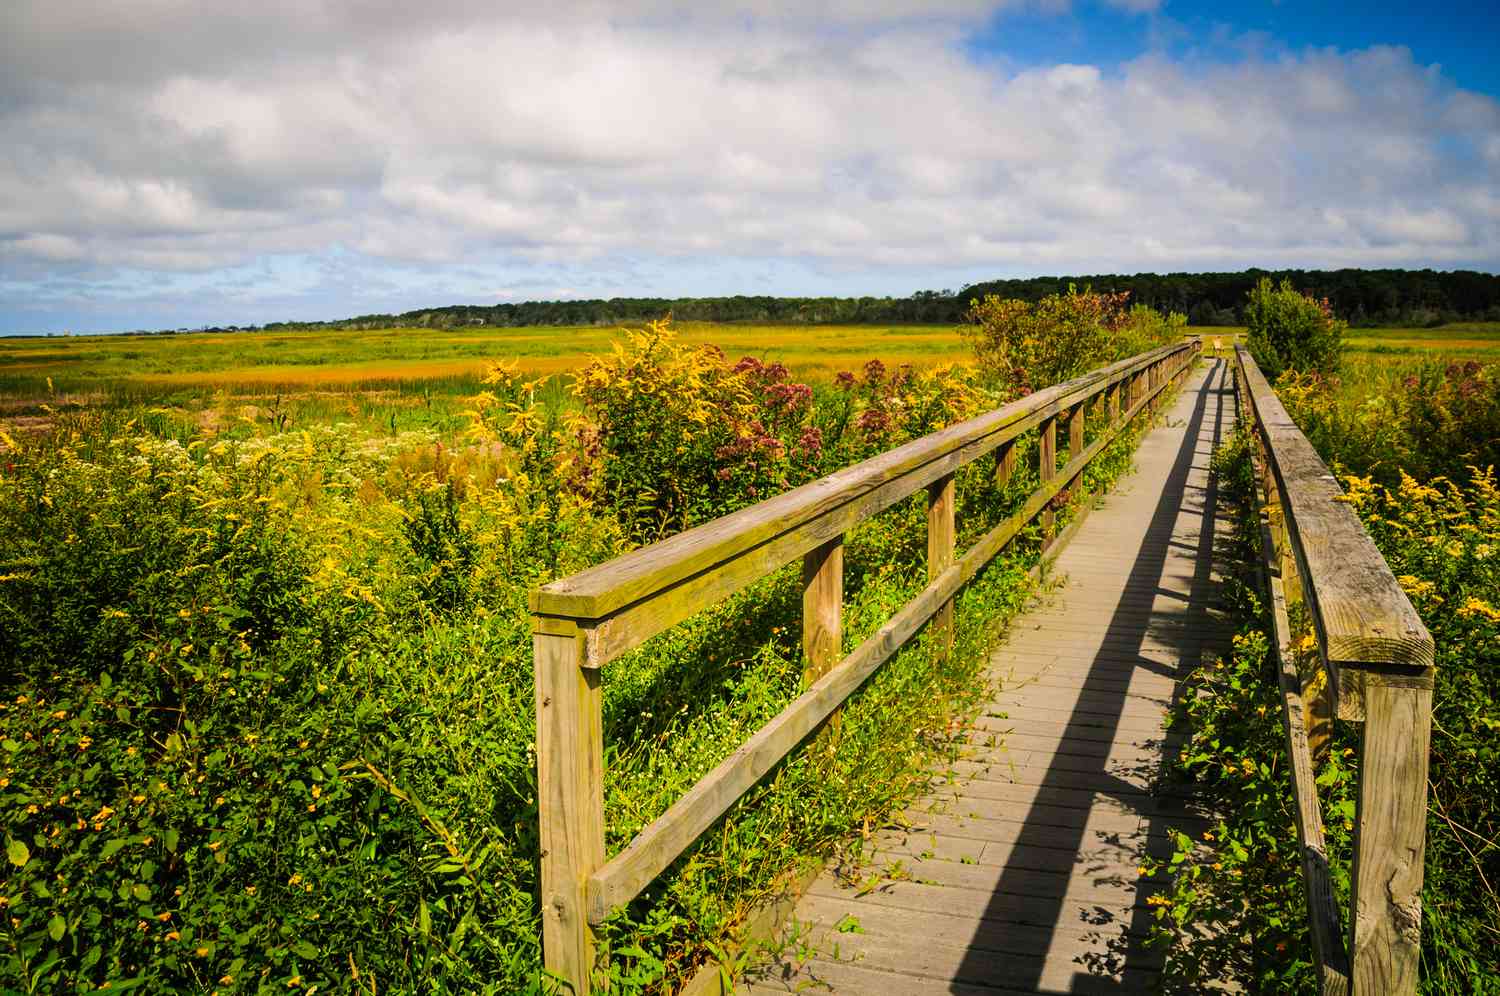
[[746, 358, 1238, 994]]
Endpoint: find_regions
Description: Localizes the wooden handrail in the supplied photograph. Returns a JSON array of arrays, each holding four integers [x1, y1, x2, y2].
[[1233, 345, 1435, 996], [531, 342, 1188, 667], [535, 340, 1200, 993], [1234, 347, 1432, 677]]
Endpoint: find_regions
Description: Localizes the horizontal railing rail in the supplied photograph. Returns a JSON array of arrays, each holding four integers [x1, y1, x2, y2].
[[536, 339, 1200, 993], [1234, 344, 1435, 996]]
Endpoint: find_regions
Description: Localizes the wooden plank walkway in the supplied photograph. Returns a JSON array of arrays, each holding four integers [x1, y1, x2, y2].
[[745, 358, 1238, 994]]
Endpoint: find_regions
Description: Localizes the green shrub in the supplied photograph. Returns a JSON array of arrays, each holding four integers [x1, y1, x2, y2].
[[1275, 359, 1500, 486], [1245, 278, 1346, 378], [960, 286, 1183, 394]]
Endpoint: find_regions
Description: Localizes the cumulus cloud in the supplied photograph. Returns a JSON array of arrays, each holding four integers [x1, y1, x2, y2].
[[0, 1, 1497, 328]]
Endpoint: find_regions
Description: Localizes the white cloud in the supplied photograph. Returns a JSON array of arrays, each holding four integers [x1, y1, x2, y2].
[[0, 1, 1497, 328]]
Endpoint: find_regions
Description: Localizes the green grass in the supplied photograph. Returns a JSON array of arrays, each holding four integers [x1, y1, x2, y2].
[[0, 322, 965, 402]]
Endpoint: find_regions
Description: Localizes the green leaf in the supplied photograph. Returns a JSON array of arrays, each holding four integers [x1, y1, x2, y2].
[[48, 914, 66, 941], [1, 739, 19, 753], [293, 940, 318, 960], [131, 883, 151, 901], [6, 838, 29, 868], [163, 829, 179, 853], [418, 898, 431, 937], [101, 838, 128, 860]]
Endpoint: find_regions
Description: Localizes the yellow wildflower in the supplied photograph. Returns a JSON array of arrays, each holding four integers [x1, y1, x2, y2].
[[1458, 597, 1500, 623]]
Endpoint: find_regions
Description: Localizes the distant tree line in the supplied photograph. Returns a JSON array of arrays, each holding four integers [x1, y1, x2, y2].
[[235, 268, 1500, 334]]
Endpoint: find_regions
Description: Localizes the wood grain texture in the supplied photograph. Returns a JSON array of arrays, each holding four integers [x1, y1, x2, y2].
[[801, 537, 843, 684], [1234, 346, 1433, 672], [1039, 415, 1057, 543], [1251, 447, 1351, 996], [1067, 400, 1085, 460], [928, 473, 956, 655], [1350, 675, 1433, 996], [536, 631, 605, 994], [994, 438, 1018, 490]]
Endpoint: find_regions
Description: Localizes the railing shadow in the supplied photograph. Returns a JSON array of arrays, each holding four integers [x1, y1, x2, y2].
[[950, 357, 1236, 993]]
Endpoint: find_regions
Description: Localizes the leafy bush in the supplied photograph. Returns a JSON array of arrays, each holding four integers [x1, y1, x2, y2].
[[960, 286, 1184, 394], [1275, 358, 1500, 488], [575, 319, 993, 541], [1244, 278, 1346, 378]]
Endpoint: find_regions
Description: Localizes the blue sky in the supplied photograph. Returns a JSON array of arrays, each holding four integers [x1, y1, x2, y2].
[[1, 0, 1497, 333], [969, 2, 1500, 94]]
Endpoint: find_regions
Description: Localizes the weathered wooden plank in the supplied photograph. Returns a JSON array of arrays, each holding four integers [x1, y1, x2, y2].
[[1068, 399, 1085, 458], [928, 473, 956, 655], [1039, 414, 1057, 543], [745, 958, 1041, 996], [535, 343, 1189, 621], [801, 537, 843, 684], [772, 911, 1161, 992], [993, 437, 1017, 490], [536, 631, 604, 994], [1252, 465, 1352, 995], [973, 709, 1169, 738], [1235, 346, 1433, 671], [1349, 673, 1433, 996]]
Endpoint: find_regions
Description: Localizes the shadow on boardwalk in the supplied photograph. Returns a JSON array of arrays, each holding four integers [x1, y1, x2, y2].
[[950, 357, 1237, 993], [743, 359, 1239, 995]]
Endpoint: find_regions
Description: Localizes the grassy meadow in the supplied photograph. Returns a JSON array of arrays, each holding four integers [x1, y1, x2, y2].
[[0, 322, 964, 405]]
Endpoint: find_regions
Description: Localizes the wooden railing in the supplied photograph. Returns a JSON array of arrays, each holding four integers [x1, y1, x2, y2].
[[531, 339, 1200, 992], [1234, 345, 1435, 996]]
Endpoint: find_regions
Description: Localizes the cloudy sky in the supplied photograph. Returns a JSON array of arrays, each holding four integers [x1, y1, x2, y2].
[[2, 1, 1498, 333]]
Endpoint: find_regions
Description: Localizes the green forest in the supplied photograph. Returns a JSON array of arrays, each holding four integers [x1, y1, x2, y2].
[[225, 268, 1500, 335]]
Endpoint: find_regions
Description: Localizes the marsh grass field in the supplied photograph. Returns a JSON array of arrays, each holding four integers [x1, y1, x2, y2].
[[4, 319, 1496, 409], [0, 321, 964, 404]]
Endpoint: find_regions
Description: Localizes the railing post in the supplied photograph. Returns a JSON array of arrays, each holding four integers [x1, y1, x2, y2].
[[1108, 380, 1120, 424], [802, 536, 844, 683], [1039, 416, 1056, 545], [1068, 400, 1085, 460], [1350, 672, 1434, 996], [536, 628, 606, 995], [993, 438, 1017, 490], [927, 473, 956, 655]]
